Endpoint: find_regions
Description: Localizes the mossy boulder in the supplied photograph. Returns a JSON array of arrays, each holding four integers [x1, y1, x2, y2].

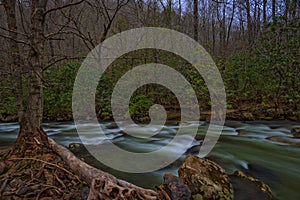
[[178, 154, 233, 200]]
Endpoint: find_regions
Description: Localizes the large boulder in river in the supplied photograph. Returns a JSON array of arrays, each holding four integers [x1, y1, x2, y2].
[[291, 127, 300, 138], [178, 154, 233, 200], [230, 170, 275, 200]]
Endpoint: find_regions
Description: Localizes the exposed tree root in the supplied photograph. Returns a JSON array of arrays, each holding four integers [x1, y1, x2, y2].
[[0, 150, 88, 199], [48, 138, 161, 200]]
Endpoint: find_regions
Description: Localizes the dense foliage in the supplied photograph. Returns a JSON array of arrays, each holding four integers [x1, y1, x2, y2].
[[225, 18, 300, 111], [0, 18, 299, 121]]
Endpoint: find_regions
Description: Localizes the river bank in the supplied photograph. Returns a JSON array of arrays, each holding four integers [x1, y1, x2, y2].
[[1, 106, 299, 123]]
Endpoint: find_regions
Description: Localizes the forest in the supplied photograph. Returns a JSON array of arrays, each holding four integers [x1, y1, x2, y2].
[[0, 0, 299, 122], [0, 0, 299, 200]]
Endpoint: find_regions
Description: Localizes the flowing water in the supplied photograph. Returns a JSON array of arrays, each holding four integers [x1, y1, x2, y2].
[[1, 120, 300, 200]]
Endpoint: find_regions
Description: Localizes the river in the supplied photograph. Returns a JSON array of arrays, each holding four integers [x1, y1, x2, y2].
[[1, 120, 300, 200]]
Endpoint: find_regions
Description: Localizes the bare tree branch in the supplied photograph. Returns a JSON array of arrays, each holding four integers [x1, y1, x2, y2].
[[44, 0, 85, 16], [0, 26, 28, 37], [0, 34, 30, 46], [43, 55, 85, 71]]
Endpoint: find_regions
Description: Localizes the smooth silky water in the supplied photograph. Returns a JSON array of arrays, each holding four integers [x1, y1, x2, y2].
[[1, 120, 300, 200]]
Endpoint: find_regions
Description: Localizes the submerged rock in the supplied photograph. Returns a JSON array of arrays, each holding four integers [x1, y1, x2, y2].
[[178, 154, 233, 200], [105, 122, 118, 129], [291, 127, 300, 138], [267, 136, 300, 147]]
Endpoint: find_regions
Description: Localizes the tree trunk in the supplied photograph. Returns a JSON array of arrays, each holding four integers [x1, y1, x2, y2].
[[178, 0, 182, 20], [263, 0, 267, 26], [27, 0, 47, 129], [212, 17, 216, 55], [193, 0, 199, 41], [3, 0, 25, 127], [284, 0, 290, 21], [226, 0, 235, 46], [291, 0, 298, 18], [272, 0, 276, 21], [13, 0, 49, 154], [245, 0, 252, 47], [221, 2, 226, 51]]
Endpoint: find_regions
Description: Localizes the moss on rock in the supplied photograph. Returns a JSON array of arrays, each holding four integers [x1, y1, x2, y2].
[[178, 154, 233, 200]]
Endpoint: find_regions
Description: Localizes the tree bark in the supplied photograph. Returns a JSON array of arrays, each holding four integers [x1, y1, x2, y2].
[[27, 0, 47, 130]]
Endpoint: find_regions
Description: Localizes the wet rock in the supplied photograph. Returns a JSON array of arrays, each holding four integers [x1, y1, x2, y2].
[[230, 170, 275, 200], [291, 127, 300, 138], [185, 144, 202, 155], [69, 142, 83, 149], [178, 154, 233, 200], [236, 129, 247, 135], [69, 143, 89, 158], [267, 136, 300, 147], [69, 142, 86, 153], [105, 122, 118, 129], [165, 121, 180, 126], [163, 174, 192, 200]]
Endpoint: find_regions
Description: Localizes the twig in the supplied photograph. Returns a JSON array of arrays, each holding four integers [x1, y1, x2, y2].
[[0, 26, 28, 37], [43, 56, 85, 71], [0, 178, 9, 194], [33, 137, 41, 145], [54, 173, 66, 189], [0, 34, 31, 46], [35, 185, 57, 200]]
